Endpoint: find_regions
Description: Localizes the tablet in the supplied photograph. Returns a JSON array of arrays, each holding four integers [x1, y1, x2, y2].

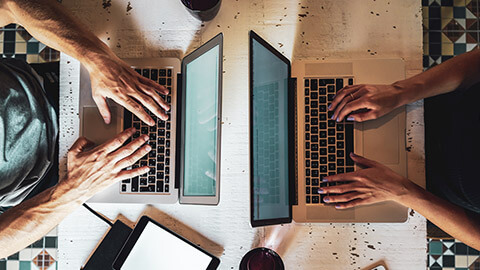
[[113, 216, 220, 270]]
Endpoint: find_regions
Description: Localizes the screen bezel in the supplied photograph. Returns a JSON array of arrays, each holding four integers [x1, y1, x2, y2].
[[249, 30, 295, 227], [178, 33, 223, 205], [112, 216, 220, 270]]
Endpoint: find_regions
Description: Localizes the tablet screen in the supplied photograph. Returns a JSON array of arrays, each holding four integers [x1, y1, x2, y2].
[[116, 220, 217, 270]]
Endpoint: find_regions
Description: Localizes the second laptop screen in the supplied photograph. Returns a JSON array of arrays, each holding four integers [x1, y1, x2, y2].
[[251, 38, 290, 222]]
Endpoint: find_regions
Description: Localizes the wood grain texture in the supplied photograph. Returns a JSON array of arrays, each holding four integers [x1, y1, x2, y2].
[[58, 0, 426, 269]]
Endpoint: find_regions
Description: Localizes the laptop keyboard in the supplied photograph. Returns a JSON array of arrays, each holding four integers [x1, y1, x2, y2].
[[121, 68, 173, 194], [303, 77, 355, 205]]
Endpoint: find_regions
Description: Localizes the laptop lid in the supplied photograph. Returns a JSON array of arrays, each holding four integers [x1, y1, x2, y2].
[[177, 33, 223, 205], [249, 31, 296, 227]]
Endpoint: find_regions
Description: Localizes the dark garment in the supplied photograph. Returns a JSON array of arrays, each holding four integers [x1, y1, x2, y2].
[[425, 82, 480, 214], [0, 59, 58, 207]]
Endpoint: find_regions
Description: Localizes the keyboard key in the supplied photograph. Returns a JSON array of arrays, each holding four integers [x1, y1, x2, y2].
[[306, 151, 310, 158], [165, 167, 169, 174], [337, 159, 345, 166], [319, 96, 326, 103], [328, 146, 335, 153], [328, 137, 335, 144], [305, 88, 309, 96], [311, 79, 318, 90], [328, 120, 336, 127], [305, 106, 310, 114], [159, 78, 166, 85], [141, 127, 148, 134], [165, 185, 169, 192], [327, 85, 335, 93], [320, 122, 327, 129], [319, 131, 327, 138], [348, 78, 354, 85], [336, 124, 344, 131], [305, 97, 310, 104], [305, 115, 310, 122], [165, 176, 169, 183], [306, 169, 310, 176], [156, 181, 164, 192], [319, 87, 326, 95], [148, 176, 156, 184], [142, 69, 150, 78], [312, 187, 319, 194], [311, 135, 318, 142], [306, 160, 310, 167], [306, 177, 310, 185], [306, 187, 310, 194], [311, 153, 319, 160], [320, 165, 327, 172], [311, 161, 319, 168], [319, 105, 327, 112], [319, 114, 327, 121], [337, 167, 345, 174], [306, 142, 310, 150], [312, 178, 319, 186], [329, 163, 336, 170], [337, 150, 344, 157], [337, 133, 344, 140], [328, 94, 335, 101], [311, 92, 318, 99], [320, 139, 327, 147], [311, 118, 318, 125], [305, 79, 309, 87], [328, 154, 335, 162], [140, 178, 147, 185], [311, 109, 318, 116], [311, 101, 318, 108], [306, 133, 310, 140], [311, 144, 318, 151], [311, 126, 318, 133], [337, 141, 344, 149], [135, 69, 141, 74], [320, 157, 327, 164], [320, 148, 327, 155], [345, 124, 354, 166], [157, 172, 164, 179], [328, 128, 335, 136], [167, 69, 172, 77], [336, 79, 344, 91], [121, 184, 126, 192], [148, 159, 156, 167], [346, 167, 355, 172], [306, 196, 311, 204], [312, 170, 319, 177], [165, 158, 170, 165], [312, 196, 319, 204]]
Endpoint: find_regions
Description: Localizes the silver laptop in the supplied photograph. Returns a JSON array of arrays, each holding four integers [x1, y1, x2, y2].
[[80, 34, 223, 205], [249, 31, 417, 225]]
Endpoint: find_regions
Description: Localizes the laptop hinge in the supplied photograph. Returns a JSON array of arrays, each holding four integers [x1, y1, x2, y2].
[[289, 77, 298, 206], [174, 73, 183, 190]]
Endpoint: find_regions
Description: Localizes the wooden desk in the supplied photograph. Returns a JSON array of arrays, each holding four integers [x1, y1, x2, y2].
[[58, 0, 426, 269]]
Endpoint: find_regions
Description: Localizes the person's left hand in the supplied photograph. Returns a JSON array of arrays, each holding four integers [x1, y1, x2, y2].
[[87, 54, 170, 126], [318, 153, 414, 209]]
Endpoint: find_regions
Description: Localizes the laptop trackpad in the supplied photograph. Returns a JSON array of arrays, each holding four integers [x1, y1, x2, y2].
[[361, 109, 401, 165], [83, 106, 119, 145], [306, 206, 355, 220]]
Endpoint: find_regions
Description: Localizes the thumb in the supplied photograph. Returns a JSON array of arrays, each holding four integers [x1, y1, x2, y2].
[[350, 152, 379, 168], [349, 110, 377, 122], [93, 95, 111, 124]]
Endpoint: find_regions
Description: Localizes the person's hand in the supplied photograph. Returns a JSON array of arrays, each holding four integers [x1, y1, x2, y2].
[[65, 127, 151, 201], [88, 54, 170, 126], [329, 84, 403, 122], [318, 153, 414, 209]]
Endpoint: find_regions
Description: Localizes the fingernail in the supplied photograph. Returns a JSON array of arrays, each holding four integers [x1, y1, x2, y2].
[[324, 197, 330, 202], [336, 117, 341, 122], [350, 152, 357, 157], [328, 105, 332, 110], [318, 189, 325, 194], [335, 205, 342, 209], [322, 177, 328, 182], [347, 116, 355, 121], [331, 115, 335, 120], [144, 167, 150, 172], [143, 135, 149, 141], [149, 120, 155, 126], [145, 145, 152, 151]]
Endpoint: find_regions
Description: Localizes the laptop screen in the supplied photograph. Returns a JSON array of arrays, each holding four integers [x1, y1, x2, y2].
[[250, 32, 292, 225], [183, 44, 220, 197]]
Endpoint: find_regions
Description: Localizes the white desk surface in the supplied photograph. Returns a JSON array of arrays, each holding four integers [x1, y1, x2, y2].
[[58, 0, 426, 269]]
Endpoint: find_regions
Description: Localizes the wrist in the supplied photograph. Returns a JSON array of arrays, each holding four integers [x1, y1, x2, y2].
[[394, 179, 426, 207], [77, 42, 118, 73], [391, 79, 426, 106], [52, 178, 90, 206]]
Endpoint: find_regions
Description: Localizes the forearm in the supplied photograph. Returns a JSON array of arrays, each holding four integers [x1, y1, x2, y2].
[[394, 49, 480, 105], [401, 182, 480, 250], [0, 180, 84, 258], [4, 0, 115, 72]]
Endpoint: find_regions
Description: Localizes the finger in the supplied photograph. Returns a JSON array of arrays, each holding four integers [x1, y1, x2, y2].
[[332, 88, 366, 121], [138, 76, 169, 95], [335, 99, 368, 122], [322, 171, 364, 183], [318, 183, 365, 195], [116, 143, 152, 169], [115, 166, 151, 181], [323, 191, 366, 204], [133, 91, 169, 121], [100, 127, 137, 153], [350, 152, 379, 168], [136, 84, 170, 112], [109, 134, 149, 163], [328, 85, 361, 111], [92, 95, 112, 124], [113, 95, 155, 126], [349, 110, 378, 122], [335, 197, 376, 209], [69, 137, 95, 154]]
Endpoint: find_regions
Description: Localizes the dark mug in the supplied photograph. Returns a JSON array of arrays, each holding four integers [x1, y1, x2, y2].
[[181, 0, 222, 21], [239, 247, 285, 270]]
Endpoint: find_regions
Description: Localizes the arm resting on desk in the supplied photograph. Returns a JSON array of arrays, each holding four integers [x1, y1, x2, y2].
[[321, 153, 480, 251], [330, 49, 480, 122], [0, 129, 151, 258], [0, 0, 170, 125]]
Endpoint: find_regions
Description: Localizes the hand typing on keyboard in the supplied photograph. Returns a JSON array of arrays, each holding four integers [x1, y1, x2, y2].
[[318, 152, 415, 209], [86, 54, 170, 126], [328, 84, 404, 122]]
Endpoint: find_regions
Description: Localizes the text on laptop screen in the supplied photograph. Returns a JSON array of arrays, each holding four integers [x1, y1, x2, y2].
[[120, 221, 212, 269], [251, 39, 290, 221], [184, 45, 220, 196]]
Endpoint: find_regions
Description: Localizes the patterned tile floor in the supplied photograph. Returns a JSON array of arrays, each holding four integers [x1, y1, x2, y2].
[[423, 0, 480, 269], [0, 23, 59, 270], [2, 1, 480, 269]]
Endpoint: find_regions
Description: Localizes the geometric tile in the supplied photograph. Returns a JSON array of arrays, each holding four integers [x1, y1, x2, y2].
[[456, 255, 469, 268], [32, 250, 55, 270]]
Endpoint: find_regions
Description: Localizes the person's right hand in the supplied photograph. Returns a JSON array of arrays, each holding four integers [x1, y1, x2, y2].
[[329, 84, 404, 122], [64, 127, 151, 201]]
